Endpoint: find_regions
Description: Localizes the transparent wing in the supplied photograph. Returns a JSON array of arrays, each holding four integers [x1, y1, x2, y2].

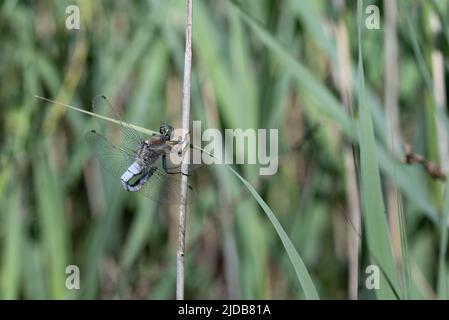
[[85, 129, 137, 180], [91, 95, 143, 154], [86, 130, 195, 204], [87, 95, 198, 204], [139, 157, 196, 204]]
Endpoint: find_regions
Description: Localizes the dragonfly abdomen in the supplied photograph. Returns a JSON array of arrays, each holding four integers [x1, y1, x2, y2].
[[120, 161, 156, 192]]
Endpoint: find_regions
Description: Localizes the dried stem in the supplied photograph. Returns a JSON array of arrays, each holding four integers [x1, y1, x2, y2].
[[332, 0, 361, 300], [384, 0, 403, 267], [430, 12, 449, 174], [176, 0, 193, 300]]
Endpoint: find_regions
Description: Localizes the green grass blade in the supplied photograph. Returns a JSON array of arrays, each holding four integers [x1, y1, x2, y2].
[[228, 166, 319, 299], [231, 3, 353, 136], [33, 151, 69, 299], [22, 241, 47, 299], [0, 183, 23, 299], [34, 95, 157, 136], [120, 199, 158, 269], [231, 0, 439, 224], [437, 178, 449, 299], [357, 0, 401, 299]]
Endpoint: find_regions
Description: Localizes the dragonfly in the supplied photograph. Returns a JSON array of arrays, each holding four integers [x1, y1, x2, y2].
[[86, 95, 198, 204]]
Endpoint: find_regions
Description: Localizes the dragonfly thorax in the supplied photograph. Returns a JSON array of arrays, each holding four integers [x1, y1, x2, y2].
[[136, 142, 160, 167]]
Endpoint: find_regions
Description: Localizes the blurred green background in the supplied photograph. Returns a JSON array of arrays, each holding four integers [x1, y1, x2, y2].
[[1, 0, 449, 299]]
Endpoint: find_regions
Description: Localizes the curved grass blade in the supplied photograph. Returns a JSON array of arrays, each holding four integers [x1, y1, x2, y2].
[[34, 95, 157, 137], [228, 166, 319, 299], [34, 95, 318, 297]]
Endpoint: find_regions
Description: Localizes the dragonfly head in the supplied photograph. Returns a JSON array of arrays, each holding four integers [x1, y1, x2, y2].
[[159, 124, 174, 141]]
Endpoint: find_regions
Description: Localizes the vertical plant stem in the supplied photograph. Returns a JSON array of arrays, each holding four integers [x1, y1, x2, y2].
[[384, 0, 403, 267], [430, 10, 449, 299], [177, 0, 193, 300], [332, 0, 361, 300], [430, 12, 449, 173]]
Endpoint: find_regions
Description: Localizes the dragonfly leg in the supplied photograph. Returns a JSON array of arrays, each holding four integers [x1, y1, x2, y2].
[[172, 131, 191, 145], [170, 132, 191, 156], [162, 154, 190, 176]]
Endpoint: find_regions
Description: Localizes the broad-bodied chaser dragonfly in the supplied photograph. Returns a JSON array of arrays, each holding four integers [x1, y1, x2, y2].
[[86, 95, 197, 204]]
